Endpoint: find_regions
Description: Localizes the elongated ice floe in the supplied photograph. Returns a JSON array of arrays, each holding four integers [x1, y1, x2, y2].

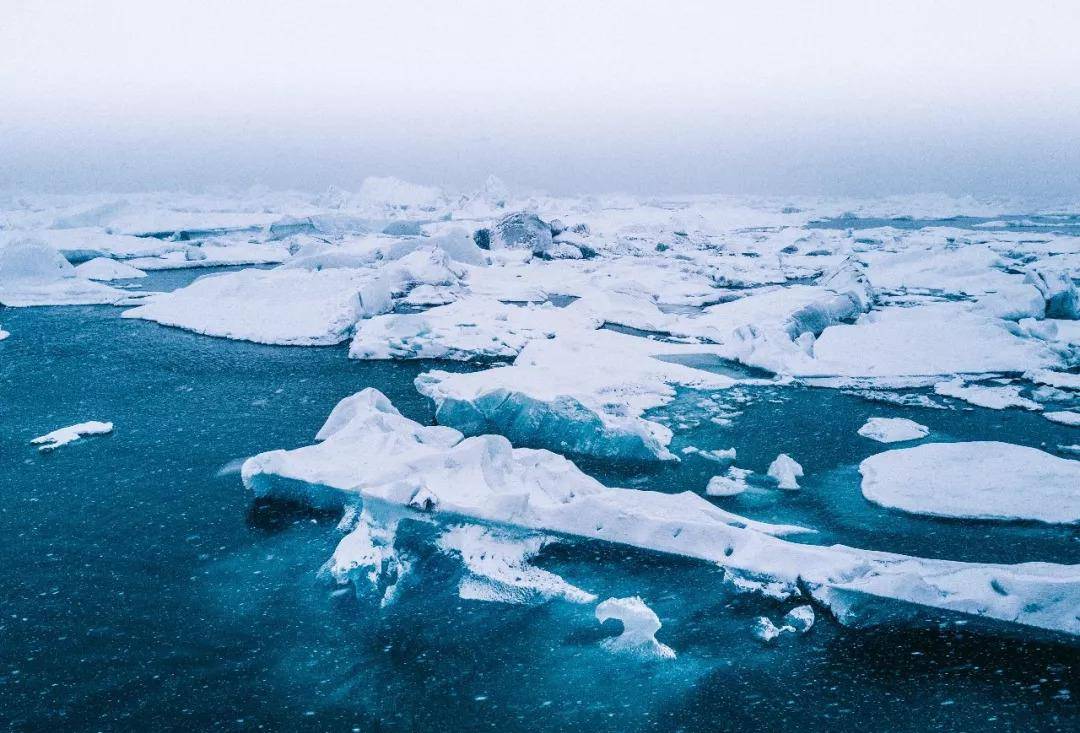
[[859, 441, 1080, 524], [31, 421, 113, 451], [242, 389, 1080, 637]]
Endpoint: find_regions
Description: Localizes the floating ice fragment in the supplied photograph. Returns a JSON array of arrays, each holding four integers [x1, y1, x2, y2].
[[767, 454, 804, 490], [31, 421, 113, 452], [1044, 411, 1080, 426], [857, 417, 929, 443], [751, 616, 785, 643], [595, 597, 675, 660], [860, 441, 1080, 523], [754, 605, 815, 642], [783, 605, 815, 633], [934, 379, 1042, 411], [706, 466, 752, 496]]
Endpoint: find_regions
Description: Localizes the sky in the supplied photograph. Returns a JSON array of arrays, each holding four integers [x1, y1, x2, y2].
[[3, 0, 1080, 196]]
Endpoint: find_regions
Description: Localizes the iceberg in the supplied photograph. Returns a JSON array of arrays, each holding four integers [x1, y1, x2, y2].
[[859, 442, 1080, 524], [806, 303, 1063, 377], [415, 328, 754, 462], [242, 389, 1080, 637], [0, 237, 125, 306]]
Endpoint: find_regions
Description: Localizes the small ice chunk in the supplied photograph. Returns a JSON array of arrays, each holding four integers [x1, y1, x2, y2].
[[706, 466, 752, 496], [595, 597, 675, 660], [1044, 411, 1080, 427], [857, 417, 929, 443], [754, 605, 815, 642], [783, 605, 815, 633], [752, 616, 785, 643], [31, 421, 113, 451], [767, 454, 804, 490], [0, 327, 8, 341]]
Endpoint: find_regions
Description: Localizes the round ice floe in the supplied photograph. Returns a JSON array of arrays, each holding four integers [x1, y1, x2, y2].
[[857, 417, 929, 443], [859, 441, 1080, 523]]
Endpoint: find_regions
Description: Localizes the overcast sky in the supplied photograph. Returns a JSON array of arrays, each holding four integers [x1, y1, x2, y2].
[[3, 0, 1079, 196]]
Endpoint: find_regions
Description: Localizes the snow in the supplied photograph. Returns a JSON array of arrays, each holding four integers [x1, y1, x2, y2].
[[858, 417, 930, 443], [31, 421, 113, 451], [74, 257, 147, 281], [243, 389, 1080, 637], [767, 454, 804, 489], [860, 442, 1080, 524], [595, 597, 676, 660]]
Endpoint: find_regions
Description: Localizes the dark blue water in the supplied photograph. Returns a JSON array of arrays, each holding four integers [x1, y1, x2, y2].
[[807, 213, 1080, 235], [1, 272, 1076, 731]]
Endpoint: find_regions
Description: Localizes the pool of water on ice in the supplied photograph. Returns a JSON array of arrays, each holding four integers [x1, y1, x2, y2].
[[0, 270, 1076, 731]]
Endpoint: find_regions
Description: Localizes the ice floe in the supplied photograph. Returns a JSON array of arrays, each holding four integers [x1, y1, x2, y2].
[[706, 466, 753, 496], [243, 389, 1080, 637], [31, 421, 114, 451], [857, 417, 930, 443], [74, 257, 148, 281], [0, 237, 126, 306], [860, 442, 1080, 524]]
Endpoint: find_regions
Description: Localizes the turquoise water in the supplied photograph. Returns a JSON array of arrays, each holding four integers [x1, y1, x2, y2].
[[0, 271, 1076, 731]]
